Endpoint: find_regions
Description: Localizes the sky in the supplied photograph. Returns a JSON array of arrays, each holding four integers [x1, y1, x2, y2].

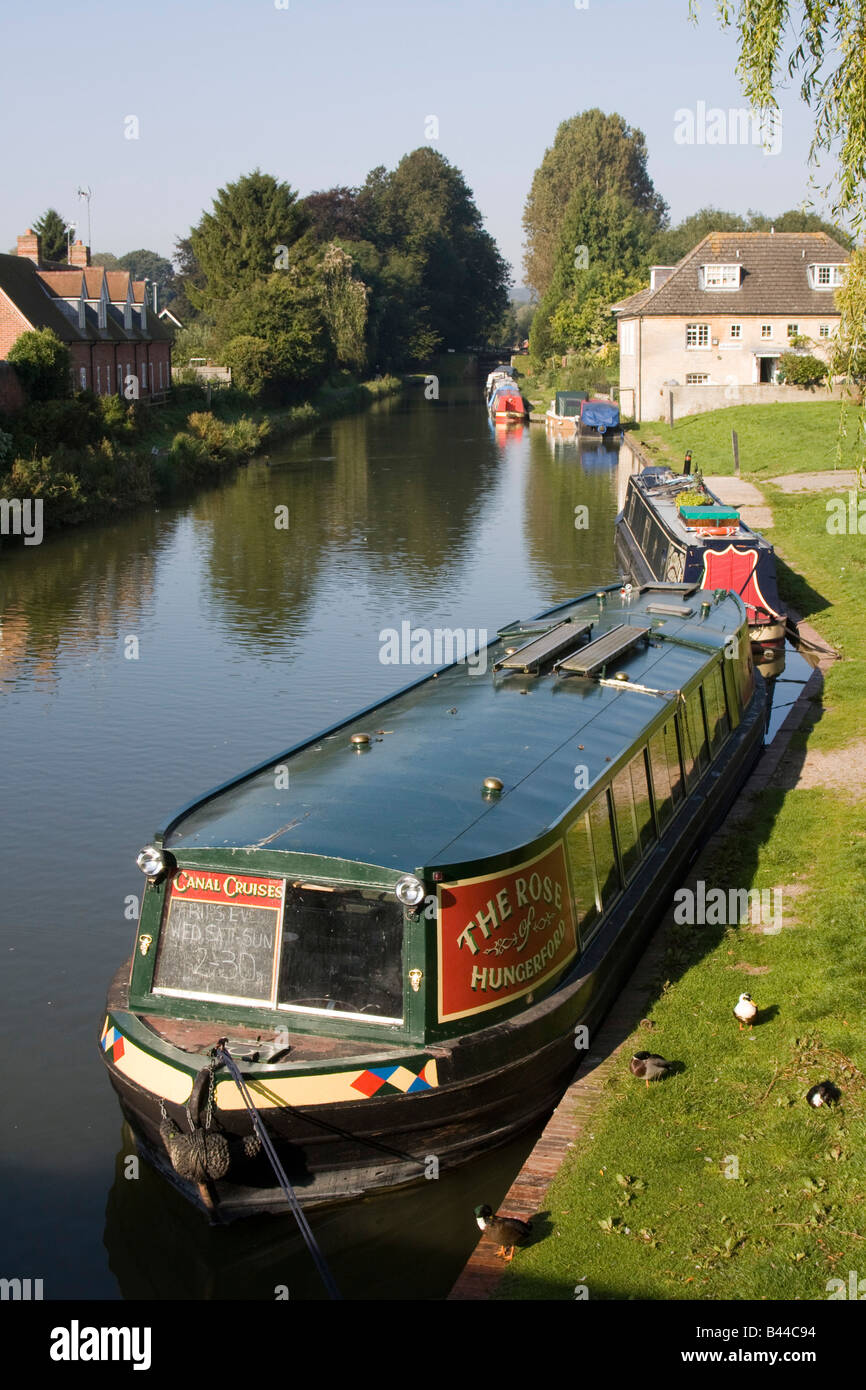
[[0, 0, 841, 287]]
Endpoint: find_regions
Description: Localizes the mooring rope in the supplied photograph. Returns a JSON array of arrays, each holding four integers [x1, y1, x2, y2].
[[212, 1041, 342, 1302]]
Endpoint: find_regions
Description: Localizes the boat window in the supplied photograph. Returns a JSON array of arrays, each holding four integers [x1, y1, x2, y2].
[[703, 665, 731, 753], [276, 885, 404, 1023], [564, 812, 600, 945], [677, 706, 697, 788], [611, 767, 639, 880], [683, 687, 710, 776], [648, 728, 674, 829], [630, 750, 656, 853], [587, 788, 622, 909]]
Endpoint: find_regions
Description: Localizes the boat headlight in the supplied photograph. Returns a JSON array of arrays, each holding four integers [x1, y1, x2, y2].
[[395, 874, 426, 908], [136, 845, 171, 880]]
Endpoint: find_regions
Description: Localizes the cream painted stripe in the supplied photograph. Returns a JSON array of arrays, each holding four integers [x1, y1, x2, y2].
[[215, 1062, 439, 1111], [114, 1037, 194, 1105]]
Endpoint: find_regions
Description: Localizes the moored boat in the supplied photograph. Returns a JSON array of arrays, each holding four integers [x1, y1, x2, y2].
[[578, 397, 621, 437], [487, 380, 526, 420], [544, 390, 588, 432], [100, 581, 764, 1219], [616, 466, 786, 657]]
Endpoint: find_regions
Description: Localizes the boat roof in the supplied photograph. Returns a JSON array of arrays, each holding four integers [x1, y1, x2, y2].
[[629, 468, 772, 551], [163, 584, 747, 875]]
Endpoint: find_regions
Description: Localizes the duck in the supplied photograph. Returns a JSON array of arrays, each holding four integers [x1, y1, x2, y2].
[[806, 1080, 841, 1108], [733, 992, 758, 1029], [629, 1052, 672, 1087], [474, 1204, 532, 1261]]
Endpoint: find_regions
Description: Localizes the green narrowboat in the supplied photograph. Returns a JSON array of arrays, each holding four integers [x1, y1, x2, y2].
[[100, 581, 764, 1218]]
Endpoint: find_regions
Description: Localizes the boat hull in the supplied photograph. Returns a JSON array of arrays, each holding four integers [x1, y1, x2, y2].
[[101, 679, 765, 1219]]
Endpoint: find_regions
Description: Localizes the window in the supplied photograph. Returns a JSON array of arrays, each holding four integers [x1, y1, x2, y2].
[[730, 324, 741, 339], [682, 688, 710, 784], [703, 665, 731, 754], [686, 373, 709, 385], [686, 323, 710, 348], [810, 264, 846, 289], [96, 365, 102, 395], [648, 720, 684, 830], [565, 814, 600, 945], [620, 320, 635, 356], [117, 363, 123, 394], [587, 790, 621, 912], [787, 323, 799, 339], [141, 362, 147, 390], [702, 263, 740, 289], [761, 324, 772, 339], [819, 324, 831, 338], [277, 885, 404, 1022], [79, 366, 87, 390]]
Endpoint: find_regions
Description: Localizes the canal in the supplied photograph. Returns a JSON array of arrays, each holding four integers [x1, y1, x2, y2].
[[0, 370, 808, 1299]]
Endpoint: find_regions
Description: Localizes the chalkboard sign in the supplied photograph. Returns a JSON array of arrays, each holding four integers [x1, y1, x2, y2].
[[153, 871, 283, 1004]]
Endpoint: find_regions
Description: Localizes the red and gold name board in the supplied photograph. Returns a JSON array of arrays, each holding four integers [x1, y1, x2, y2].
[[437, 841, 578, 1023], [170, 870, 284, 903]]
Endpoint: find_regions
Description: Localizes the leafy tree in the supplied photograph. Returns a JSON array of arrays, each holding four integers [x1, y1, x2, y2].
[[90, 252, 121, 269], [302, 187, 367, 242], [523, 110, 667, 298], [648, 208, 749, 265], [171, 237, 205, 323], [33, 208, 69, 263], [189, 170, 309, 315], [318, 244, 368, 370], [8, 328, 71, 400], [530, 183, 657, 361], [218, 272, 328, 398], [118, 250, 175, 302]]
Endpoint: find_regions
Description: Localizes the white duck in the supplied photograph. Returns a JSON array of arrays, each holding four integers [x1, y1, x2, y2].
[[733, 992, 758, 1030]]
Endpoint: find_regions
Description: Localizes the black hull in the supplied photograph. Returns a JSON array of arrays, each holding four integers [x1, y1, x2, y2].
[[104, 682, 765, 1219]]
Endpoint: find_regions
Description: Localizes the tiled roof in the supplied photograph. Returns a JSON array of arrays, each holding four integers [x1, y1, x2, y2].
[[0, 253, 172, 345], [105, 271, 130, 301], [614, 233, 849, 318]]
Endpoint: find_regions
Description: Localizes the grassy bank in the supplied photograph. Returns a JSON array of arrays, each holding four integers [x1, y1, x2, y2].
[[631, 400, 863, 478], [495, 420, 866, 1301], [0, 374, 404, 536]]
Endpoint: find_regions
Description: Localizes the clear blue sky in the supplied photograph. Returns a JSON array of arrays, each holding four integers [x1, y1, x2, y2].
[[1, 0, 837, 285]]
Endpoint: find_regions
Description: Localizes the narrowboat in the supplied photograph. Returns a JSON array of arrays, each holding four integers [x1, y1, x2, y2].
[[100, 581, 764, 1219], [487, 381, 527, 421], [485, 364, 516, 395], [544, 390, 588, 432], [616, 466, 786, 656]]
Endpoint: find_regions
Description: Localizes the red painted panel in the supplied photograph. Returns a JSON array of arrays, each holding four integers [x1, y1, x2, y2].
[[437, 842, 578, 1022]]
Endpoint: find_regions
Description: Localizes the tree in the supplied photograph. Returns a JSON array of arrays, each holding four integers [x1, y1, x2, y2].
[[90, 252, 122, 270], [218, 272, 329, 398], [530, 182, 657, 361], [523, 110, 668, 298], [118, 250, 176, 302], [171, 237, 205, 322], [702, 1, 866, 229], [189, 170, 309, 314], [318, 244, 368, 370], [33, 208, 69, 263], [649, 208, 749, 265], [302, 187, 367, 243], [8, 328, 71, 400]]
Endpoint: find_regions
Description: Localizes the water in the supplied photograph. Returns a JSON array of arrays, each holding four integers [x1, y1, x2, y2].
[[0, 375, 806, 1299]]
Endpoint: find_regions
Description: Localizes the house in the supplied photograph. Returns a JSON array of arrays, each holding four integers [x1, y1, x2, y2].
[[0, 229, 173, 400], [612, 232, 850, 422]]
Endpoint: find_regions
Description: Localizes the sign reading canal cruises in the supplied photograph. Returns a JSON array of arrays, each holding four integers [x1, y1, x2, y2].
[[436, 841, 578, 1022], [152, 870, 283, 1005]]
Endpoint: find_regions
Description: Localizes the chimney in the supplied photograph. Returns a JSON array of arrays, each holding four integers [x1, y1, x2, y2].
[[17, 229, 42, 263], [68, 239, 91, 268], [650, 266, 676, 292], [151, 281, 159, 314]]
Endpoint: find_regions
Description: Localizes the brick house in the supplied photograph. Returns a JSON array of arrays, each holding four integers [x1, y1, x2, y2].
[[0, 229, 173, 400], [612, 232, 850, 422]]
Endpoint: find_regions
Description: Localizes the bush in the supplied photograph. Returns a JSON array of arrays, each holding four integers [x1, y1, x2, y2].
[[1, 455, 87, 526], [7, 328, 71, 401], [99, 394, 139, 440], [777, 353, 828, 387], [0, 429, 14, 467], [16, 395, 104, 453]]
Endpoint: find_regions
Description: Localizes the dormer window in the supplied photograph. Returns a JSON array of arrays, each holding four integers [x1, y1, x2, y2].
[[809, 264, 846, 289], [701, 263, 741, 290]]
